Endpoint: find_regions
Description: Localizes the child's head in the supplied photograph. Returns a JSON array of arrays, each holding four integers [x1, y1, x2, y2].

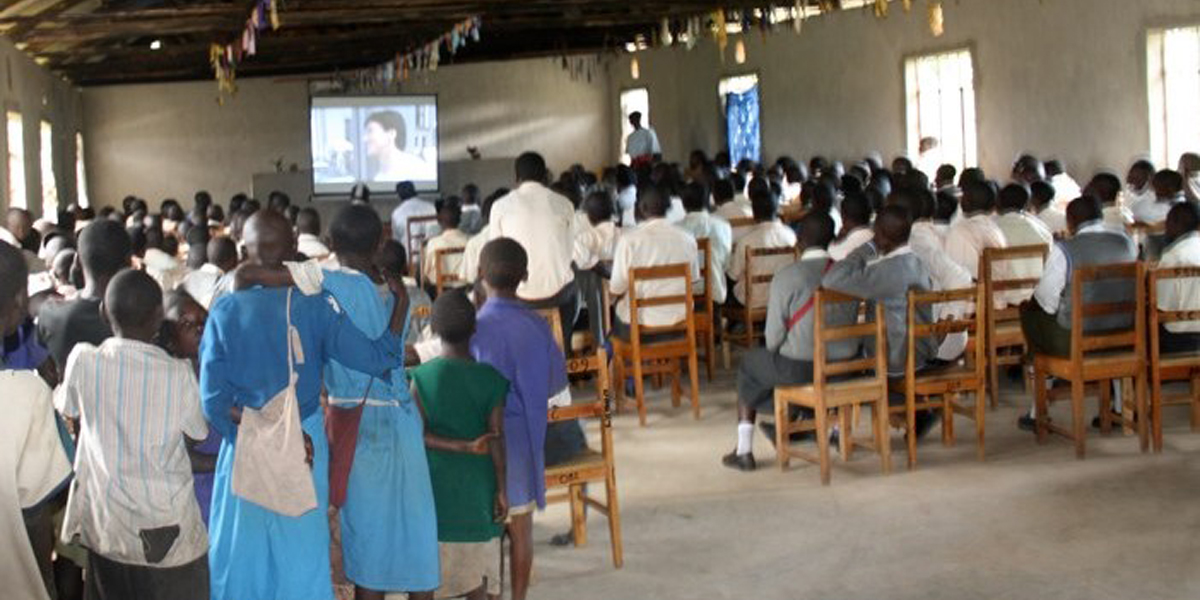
[[431, 288, 476, 345], [0, 242, 28, 337], [1029, 180, 1055, 211], [680, 181, 710, 213], [330, 204, 382, 259], [437, 198, 463, 230], [104, 268, 164, 342], [479, 238, 527, 296], [161, 290, 207, 361], [52, 249, 76, 287], [934, 190, 959, 223], [583, 191, 615, 226], [1153, 169, 1184, 199], [296, 208, 321, 236], [374, 239, 409, 278], [712, 179, 735, 206]]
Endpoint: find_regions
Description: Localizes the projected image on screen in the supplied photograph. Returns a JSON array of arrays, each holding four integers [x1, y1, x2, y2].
[[310, 96, 438, 195]]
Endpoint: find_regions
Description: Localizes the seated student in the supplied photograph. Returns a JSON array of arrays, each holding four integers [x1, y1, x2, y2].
[[411, 290, 508, 600], [422, 199, 470, 295], [377, 239, 433, 349], [201, 211, 410, 600], [142, 221, 187, 291], [994, 183, 1053, 306], [574, 190, 622, 272], [1155, 202, 1200, 354], [38, 220, 131, 372], [458, 189, 505, 286], [459, 183, 485, 235], [470, 238, 571, 600], [1045, 159, 1083, 207], [1180, 152, 1200, 203], [608, 186, 700, 341], [714, 173, 753, 223], [722, 212, 854, 471], [1030, 180, 1067, 236], [933, 188, 959, 235], [56, 269, 209, 600], [822, 205, 940, 434], [1124, 159, 1157, 208], [181, 236, 237, 311], [828, 192, 874, 261], [807, 178, 844, 233], [935, 164, 958, 191], [294, 208, 330, 260], [614, 165, 639, 228], [1, 242, 74, 600], [676, 180, 733, 305], [727, 179, 798, 309], [1131, 169, 1186, 225], [1083, 172, 1134, 232], [945, 181, 1008, 280], [1017, 196, 1137, 430]]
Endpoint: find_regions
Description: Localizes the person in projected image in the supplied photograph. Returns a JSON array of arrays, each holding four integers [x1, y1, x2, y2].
[[363, 110, 434, 182]]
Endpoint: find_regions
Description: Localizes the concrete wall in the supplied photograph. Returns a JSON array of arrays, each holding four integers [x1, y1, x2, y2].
[[0, 37, 84, 218], [607, 0, 1200, 179], [83, 56, 612, 211]]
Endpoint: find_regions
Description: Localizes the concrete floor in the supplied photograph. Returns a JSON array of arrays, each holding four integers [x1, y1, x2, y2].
[[526, 368, 1200, 600]]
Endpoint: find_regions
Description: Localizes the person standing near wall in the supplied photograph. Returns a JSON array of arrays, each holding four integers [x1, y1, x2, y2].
[[625, 112, 661, 171]]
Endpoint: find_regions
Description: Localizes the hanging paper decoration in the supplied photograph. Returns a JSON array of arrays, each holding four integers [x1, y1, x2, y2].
[[338, 16, 482, 90], [734, 38, 746, 64], [712, 10, 728, 62], [928, 0, 945, 37], [793, 1, 805, 34], [209, 0, 282, 103], [874, 0, 890, 18], [903, 0, 914, 13]]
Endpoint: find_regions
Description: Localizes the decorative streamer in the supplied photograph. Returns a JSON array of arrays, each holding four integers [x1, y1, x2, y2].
[[928, 0, 945, 36], [210, 0, 281, 103], [338, 16, 482, 89], [712, 10, 727, 62], [874, 0, 889, 18]]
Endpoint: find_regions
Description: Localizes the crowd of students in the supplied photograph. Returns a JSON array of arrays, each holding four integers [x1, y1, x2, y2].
[[3, 146, 1200, 600]]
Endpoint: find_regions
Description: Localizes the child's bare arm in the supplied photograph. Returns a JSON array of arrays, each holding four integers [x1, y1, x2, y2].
[[412, 383, 492, 454], [489, 405, 508, 522], [232, 264, 295, 291]]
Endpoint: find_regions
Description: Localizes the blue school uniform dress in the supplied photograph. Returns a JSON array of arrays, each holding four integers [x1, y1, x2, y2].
[[470, 297, 569, 509], [322, 269, 439, 592], [199, 287, 405, 600]]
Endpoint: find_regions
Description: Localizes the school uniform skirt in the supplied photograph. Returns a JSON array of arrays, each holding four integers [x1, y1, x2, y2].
[[339, 402, 440, 592], [207, 411, 334, 600]]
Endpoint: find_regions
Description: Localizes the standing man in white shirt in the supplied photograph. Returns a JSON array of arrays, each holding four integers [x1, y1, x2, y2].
[[624, 112, 661, 172], [608, 186, 699, 340], [945, 181, 1008, 280], [1155, 202, 1200, 354], [489, 152, 579, 331], [676, 180, 732, 305], [727, 179, 798, 310]]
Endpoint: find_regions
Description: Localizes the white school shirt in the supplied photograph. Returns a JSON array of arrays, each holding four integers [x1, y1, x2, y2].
[[1036, 207, 1068, 236], [390, 198, 439, 250], [676, 211, 733, 304], [727, 220, 798, 308], [1049, 173, 1083, 210], [1131, 195, 1184, 226], [715, 196, 753, 223], [1102, 205, 1134, 231], [828, 226, 875, 261], [489, 181, 577, 300], [1032, 222, 1111, 314], [625, 127, 661, 158], [994, 211, 1053, 307], [609, 218, 699, 327], [56, 338, 209, 567], [296, 233, 331, 260], [180, 263, 225, 310], [574, 220, 621, 271], [143, 247, 186, 292], [421, 228, 470, 287], [457, 225, 490, 284], [617, 186, 638, 228], [945, 213, 1008, 280], [1156, 231, 1200, 334], [910, 221, 974, 360], [0, 371, 72, 600]]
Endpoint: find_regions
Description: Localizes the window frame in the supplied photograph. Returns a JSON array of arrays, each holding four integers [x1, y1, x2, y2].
[[39, 118, 58, 223], [902, 44, 979, 174], [1147, 23, 1200, 169], [6, 109, 26, 211]]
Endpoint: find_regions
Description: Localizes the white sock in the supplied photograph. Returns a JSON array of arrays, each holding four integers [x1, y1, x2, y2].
[[736, 422, 754, 455]]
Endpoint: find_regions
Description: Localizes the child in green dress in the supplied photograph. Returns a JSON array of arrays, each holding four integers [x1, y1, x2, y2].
[[411, 289, 509, 600]]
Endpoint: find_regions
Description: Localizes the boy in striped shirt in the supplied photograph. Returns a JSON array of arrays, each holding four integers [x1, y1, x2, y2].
[[56, 269, 210, 600]]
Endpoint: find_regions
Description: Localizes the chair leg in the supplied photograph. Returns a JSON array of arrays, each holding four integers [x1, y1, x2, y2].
[[1034, 364, 1049, 444], [1191, 374, 1200, 433], [613, 354, 626, 414], [775, 396, 790, 471], [1151, 370, 1163, 452], [906, 389, 917, 470], [815, 404, 831, 485], [704, 328, 715, 382], [838, 407, 852, 461], [570, 484, 587, 546], [988, 350, 1000, 410], [1072, 379, 1086, 459], [604, 467, 623, 569], [942, 393, 955, 447], [633, 358, 648, 427], [876, 399, 892, 475], [1122, 378, 1136, 436], [669, 362, 682, 408], [1135, 371, 1149, 453], [975, 384, 986, 461], [686, 349, 701, 420]]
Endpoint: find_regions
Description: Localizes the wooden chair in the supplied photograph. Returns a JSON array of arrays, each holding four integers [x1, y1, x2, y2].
[[888, 285, 988, 468], [1032, 262, 1148, 458], [433, 246, 466, 295], [1148, 267, 1200, 452], [722, 245, 799, 356], [774, 290, 891, 485], [693, 238, 717, 381], [406, 214, 438, 286], [611, 263, 701, 426], [981, 244, 1049, 409]]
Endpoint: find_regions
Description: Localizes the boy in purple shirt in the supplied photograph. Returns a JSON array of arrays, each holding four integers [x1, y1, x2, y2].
[[471, 238, 568, 600]]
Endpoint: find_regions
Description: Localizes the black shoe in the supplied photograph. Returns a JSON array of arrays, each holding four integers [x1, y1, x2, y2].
[[550, 531, 574, 547], [1018, 414, 1038, 432], [721, 450, 757, 472], [914, 412, 940, 440], [758, 422, 815, 446]]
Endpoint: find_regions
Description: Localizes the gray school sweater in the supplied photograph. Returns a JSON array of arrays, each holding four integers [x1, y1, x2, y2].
[[822, 241, 937, 376], [764, 248, 859, 363]]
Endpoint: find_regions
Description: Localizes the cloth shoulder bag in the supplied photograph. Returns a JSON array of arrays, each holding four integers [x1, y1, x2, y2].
[[231, 288, 319, 517]]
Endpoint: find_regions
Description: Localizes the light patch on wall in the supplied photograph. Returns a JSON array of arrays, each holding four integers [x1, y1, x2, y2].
[[735, 39, 747, 64], [7, 111, 25, 209], [630, 56, 640, 80]]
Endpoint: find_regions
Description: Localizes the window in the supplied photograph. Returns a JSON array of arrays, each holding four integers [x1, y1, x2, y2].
[[619, 87, 649, 164], [905, 48, 977, 174], [76, 132, 89, 209], [1148, 26, 1200, 169], [40, 121, 57, 222], [719, 74, 760, 164], [7, 111, 25, 210]]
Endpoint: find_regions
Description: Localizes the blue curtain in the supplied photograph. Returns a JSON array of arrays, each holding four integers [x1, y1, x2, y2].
[[725, 85, 761, 165]]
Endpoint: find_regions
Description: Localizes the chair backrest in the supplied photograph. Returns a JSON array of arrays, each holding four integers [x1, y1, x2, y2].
[[548, 349, 612, 424], [982, 244, 1049, 319], [745, 245, 799, 310], [407, 215, 439, 282], [628, 263, 696, 343], [780, 206, 808, 226], [535, 307, 566, 353], [434, 246, 466, 294], [1068, 261, 1145, 361], [1129, 222, 1166, 238], [906, 285, 987, 379], [812, 289, 887, 389], [1148, 266, 1200, 358], [694, 238, 714, 315]]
